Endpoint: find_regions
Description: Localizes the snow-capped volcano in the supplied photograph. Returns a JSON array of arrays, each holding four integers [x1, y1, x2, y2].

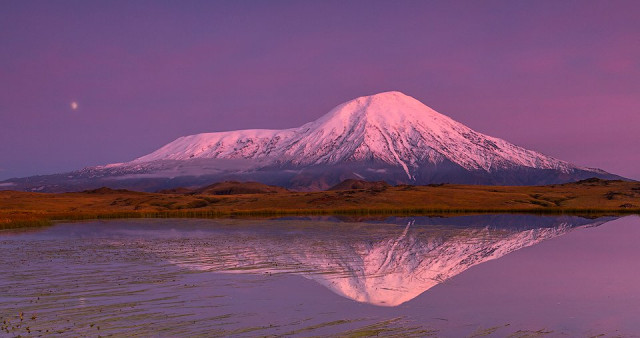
[[1, 91, 623, 192], [134, 91, 572, 179]]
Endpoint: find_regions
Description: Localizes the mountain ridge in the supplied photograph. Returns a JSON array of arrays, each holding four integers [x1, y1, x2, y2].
[[0, 91, 626, 192], [131, 91, 577, 178]]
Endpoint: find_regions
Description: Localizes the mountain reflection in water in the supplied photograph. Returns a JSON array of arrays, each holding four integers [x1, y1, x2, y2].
[[123, 215, 613, 307]]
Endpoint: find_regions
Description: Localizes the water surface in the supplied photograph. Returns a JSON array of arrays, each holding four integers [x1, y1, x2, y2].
[[1, 215, 639, 336]]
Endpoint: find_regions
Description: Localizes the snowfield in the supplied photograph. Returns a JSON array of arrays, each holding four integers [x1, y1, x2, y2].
[[1, 91, 622, 192], [132, 91, 576, 178]]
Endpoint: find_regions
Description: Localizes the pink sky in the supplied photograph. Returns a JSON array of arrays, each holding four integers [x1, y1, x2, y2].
[[1, 1, 638, 180]]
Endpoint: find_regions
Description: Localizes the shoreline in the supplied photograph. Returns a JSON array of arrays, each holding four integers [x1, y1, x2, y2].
[[2, 179, 639, 229], [3, 205, 639, 231]]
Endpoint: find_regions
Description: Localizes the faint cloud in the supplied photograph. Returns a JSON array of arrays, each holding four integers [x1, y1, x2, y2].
[[599, 56, 638, 74], [508, 49, 567, 74]]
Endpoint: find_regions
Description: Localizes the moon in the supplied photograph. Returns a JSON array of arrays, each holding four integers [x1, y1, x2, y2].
[[70, 101, 78, 110]]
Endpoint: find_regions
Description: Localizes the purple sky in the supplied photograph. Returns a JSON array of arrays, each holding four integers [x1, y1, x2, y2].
[[1, 0, 639, 180]]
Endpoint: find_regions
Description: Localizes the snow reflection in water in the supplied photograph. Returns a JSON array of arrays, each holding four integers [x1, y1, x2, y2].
[[0, 215, 625, 336], [147, 216, 608, 307]]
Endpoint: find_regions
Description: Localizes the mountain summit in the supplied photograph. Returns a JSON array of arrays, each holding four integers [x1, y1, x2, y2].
[[136, 91, 572, 177], [1, 91, 623, 192]]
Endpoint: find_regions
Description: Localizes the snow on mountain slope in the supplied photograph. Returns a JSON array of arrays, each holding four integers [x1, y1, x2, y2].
[[2, 91, 622, 192], [132, 91, 573, 179]]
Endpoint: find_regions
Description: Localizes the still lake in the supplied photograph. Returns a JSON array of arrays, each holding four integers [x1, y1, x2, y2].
[[1, 215, 639, 337]]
